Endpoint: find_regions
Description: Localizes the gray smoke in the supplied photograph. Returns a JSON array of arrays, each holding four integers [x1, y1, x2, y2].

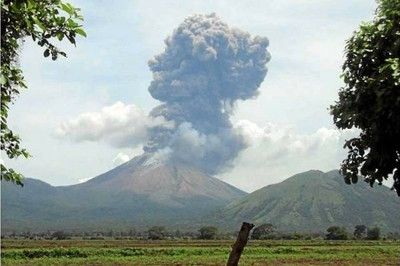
[[144, 13, 270, 174]]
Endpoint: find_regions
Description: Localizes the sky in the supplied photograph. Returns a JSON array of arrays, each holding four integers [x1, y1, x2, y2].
[[4, 0, 377, 192]]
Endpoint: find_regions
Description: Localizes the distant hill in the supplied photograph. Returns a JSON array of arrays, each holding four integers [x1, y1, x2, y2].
[[3, 165, 399, 233], [219, 170, 400, 232], [1, 154, 246, 232]]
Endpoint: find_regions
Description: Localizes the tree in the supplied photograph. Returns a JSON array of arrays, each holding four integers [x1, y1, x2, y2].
[[366, 226, 381, 240], [1, 0, 86, 185], [387, 231, 400, 240], [198, 226, 218, 240], [128, 228, 137, 238], [353, 225, 367, 239], [51, 230, 67, 240], [330, 0, 400, 196], [251, 223, 275, 240], [325, 226, 348, 240], [147, 226, 166, 240]]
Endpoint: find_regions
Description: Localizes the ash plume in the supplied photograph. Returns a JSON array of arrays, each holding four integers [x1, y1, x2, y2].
[[144, 13, 270, 174]]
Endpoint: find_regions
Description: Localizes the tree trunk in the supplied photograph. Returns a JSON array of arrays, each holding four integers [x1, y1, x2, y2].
[[226, 222, 255, 266]]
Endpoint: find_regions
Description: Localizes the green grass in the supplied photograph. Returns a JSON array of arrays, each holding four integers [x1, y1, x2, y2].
[[1, 239, 399, 265]]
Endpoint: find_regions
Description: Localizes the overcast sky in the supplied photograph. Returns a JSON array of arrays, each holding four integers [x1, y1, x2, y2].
[[4, 0, 377, 192]]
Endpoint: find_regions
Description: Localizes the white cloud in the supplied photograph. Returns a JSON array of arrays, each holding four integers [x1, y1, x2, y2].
[[219, 120, 358, 192], [56, 101, 173, 148], [77, 176, 92, 184], [112, 152, 130, 166]]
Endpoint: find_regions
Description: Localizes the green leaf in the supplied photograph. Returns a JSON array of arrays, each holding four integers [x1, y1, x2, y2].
[[0, 74, 6, 85], [24, 18, 32, 29], [60, 3, 74, 15], [67, 18, 78, 28], [75, 28, 87, 37], [56, 32, 64, 41], [27, 0, 34, 9], [32, 16, 46, 31], [44, 49, 50, 57]]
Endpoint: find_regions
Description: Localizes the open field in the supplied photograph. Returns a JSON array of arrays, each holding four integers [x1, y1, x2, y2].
[[1, 239, 399, 265]]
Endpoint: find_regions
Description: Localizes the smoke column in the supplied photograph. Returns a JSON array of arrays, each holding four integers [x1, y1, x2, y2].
[[144, 13, 270, 174]]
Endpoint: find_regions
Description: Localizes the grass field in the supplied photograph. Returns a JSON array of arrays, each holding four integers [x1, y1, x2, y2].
[[1, 239, 399, 265]]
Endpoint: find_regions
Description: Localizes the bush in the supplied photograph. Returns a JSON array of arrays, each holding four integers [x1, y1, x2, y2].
[[251, 223, 276, 240], [325, 226, 348, 240], [353, 225, 367, 239], [51, 231, 68, 240], [387, 232, 400, 240], [198, 226, 218, 240], [147, 226, 166, 240], [366, 227, 380, 240]]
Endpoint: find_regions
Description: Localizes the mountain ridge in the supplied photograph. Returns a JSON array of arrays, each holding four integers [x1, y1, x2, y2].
[[1, 154, 246, 232], [218, 169, 400, 232], [2, 163, 399, 233]]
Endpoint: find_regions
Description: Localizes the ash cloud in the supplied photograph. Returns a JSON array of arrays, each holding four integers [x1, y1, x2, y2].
[[144, 13, 270, 174]]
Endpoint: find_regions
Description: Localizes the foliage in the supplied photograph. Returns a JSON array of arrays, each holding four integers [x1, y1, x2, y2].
[[0, 0, 85, 185], [330, 0, 400, 195], [147, 226, 166, 240], [366, 226, 381, 240], [198, 226, 218, 240], [251, 223, 275, 240], [386, 231, 400, 240], [51, 230, 68, 240], [354, 225, 367, 239], [325, 226, 348, 240]]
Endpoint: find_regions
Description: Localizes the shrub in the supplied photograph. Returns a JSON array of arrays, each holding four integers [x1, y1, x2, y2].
[[366, 227, 380, 240], [147, 226, 166, 240], [198, 226, 218, 240], [252, 223, 276, 240], [325, 226, 348, 240], [353, 225, 367, 239]]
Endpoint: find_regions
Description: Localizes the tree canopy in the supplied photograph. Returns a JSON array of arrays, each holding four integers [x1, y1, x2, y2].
[[1, 0, 86, 185], [147, 226, 166, 240], [325, 226, 348, 240], [251, 223, 275, 240], [366, 226, 381, 240], [353, 225, 367, 239], [330, 0, 400, 196], [198, 226, 218, 240]]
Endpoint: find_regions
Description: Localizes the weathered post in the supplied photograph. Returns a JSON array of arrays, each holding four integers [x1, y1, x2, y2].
[[227, 222, 255, 266]]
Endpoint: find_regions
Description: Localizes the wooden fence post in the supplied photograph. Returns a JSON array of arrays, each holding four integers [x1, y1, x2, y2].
[[226, 222, 255, 266]]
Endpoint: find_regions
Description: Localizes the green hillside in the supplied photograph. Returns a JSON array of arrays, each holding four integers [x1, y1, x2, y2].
[[3, 167, 399, 233], [219, 170, 400, 232], [1, 154, 246, 232]]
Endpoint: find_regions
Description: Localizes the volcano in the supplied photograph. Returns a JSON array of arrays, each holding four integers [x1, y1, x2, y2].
[[4, 163, 399, 233], [1, 154, 246, 232]]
